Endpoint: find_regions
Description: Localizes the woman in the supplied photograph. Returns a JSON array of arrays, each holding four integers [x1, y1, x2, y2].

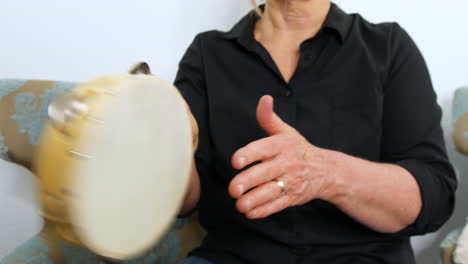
[[176, 0, 457, 264]]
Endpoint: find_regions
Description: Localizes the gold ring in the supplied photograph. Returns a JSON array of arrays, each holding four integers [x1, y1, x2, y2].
[[274, 179, 287, 196]]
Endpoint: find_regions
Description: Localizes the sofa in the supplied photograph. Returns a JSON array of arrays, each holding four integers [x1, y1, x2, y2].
[[0, 79, 205, 263]]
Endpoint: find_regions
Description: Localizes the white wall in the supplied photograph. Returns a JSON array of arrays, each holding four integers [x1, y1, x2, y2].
[[0, 0, 251, 82], [1, 0, 467, 263]]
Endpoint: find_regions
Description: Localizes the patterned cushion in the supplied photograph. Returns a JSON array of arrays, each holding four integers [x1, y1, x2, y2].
[[0, 218, 203, 264], [0, 79, 205, 263], [453, 86, 468, 155], [0, 79, 76, 168], [440, 228, 462, 264]]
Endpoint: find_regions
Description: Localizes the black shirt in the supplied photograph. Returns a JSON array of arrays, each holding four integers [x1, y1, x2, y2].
[[174, 3, 457, 264]]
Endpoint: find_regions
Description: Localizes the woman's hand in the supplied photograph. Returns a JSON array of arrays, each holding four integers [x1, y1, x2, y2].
[[229, 95, 339, 219]]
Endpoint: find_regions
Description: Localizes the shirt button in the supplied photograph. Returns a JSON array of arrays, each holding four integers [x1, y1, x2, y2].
[[285, 90, 292, 97]]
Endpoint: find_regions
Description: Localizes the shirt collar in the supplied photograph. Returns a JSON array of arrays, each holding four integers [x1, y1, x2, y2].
[[221, 3, 352, 43]]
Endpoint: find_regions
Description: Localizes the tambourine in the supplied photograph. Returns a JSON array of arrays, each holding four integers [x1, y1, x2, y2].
[[33, 63, 195, 260]]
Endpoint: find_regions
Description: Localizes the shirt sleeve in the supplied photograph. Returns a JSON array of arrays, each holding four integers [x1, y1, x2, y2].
[[380, 24, 457, 236], [174, 34, 212, 215]]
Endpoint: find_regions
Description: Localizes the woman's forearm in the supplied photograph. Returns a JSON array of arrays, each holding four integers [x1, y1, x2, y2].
[[179, 160, 201, 216], [324, 150, 422, 233]]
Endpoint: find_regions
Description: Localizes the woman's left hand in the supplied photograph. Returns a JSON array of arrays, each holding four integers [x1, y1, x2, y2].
[[229, 95, 339, 219]]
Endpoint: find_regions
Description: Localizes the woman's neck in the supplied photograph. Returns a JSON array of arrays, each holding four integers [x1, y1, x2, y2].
[[256, 0, 331, 44]]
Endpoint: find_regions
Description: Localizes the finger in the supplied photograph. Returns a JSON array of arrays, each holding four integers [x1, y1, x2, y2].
[[235, 180, 282, 213], [245, 194, 291, 219], [256, 95, 292, 136], [232, 135, 282, 170], [229, 159, 283, 199]]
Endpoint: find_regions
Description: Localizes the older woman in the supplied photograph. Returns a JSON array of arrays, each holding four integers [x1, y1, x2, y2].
[[176, 0, 457, 264]]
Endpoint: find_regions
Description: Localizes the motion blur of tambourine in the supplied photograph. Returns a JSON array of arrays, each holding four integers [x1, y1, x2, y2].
[[33, 62, 197, 260]]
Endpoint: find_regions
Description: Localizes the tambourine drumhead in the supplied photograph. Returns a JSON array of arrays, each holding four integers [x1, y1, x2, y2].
[[35, 75, 193, 260]]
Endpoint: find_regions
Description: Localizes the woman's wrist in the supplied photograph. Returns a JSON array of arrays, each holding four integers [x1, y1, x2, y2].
[[315, 149, 352, 204]]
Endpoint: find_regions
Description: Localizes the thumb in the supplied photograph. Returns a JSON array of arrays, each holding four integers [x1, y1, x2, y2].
[[256, 95, 292, 135]]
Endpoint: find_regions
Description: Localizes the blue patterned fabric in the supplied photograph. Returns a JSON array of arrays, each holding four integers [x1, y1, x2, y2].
[[0, 219, 185, 264], [10, 82, 76, 145], [0, 79, 28, 160], [440, 228, 462, 249], [453, 86, 468, 124], [147, 220, 182, 264], [59, 242, 99, 264], [0, 79, 76, 163], [0, 79, 28, 102], [0, 136, 8, 160], [0, 236, 54, 264]]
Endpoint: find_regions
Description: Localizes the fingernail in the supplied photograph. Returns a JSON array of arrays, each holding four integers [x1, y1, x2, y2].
[[238, 157, 246, 167]]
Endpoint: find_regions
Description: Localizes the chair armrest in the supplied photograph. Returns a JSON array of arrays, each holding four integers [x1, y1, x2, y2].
[[0, 159, 43, 259], [453, 86, 468, 155], [441, 228, 462, 264], [0, 159, 39, 205]]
